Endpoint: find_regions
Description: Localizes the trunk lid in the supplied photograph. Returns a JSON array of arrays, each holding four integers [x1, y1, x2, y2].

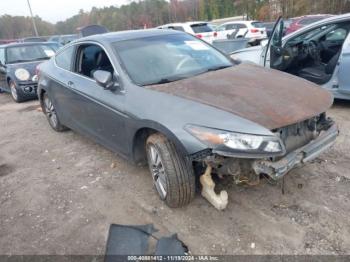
[[146, 63, 333, 130]]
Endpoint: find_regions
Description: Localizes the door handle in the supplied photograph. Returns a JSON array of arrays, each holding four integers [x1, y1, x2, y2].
[[67, 81, 74, 88]]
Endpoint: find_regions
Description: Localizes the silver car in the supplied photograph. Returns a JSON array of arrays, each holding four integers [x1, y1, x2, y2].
[[231, 14, 350, 100]]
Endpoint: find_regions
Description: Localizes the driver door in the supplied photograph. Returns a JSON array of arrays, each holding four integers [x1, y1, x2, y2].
[[263, 17, 285, 70], [337, 32, 350, 94]]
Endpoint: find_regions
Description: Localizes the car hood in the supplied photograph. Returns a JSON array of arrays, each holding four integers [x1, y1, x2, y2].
[[7, 60, 48, 77], [146, 63, 333, 130]]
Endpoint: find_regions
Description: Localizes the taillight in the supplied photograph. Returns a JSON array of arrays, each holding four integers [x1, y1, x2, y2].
[[213, 32, 217, 37], [196, 34, 202, 39], [250, 29, 259, 33]]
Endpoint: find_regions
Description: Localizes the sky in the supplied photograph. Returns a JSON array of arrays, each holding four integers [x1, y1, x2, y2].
[[0, 0, 130, 23]]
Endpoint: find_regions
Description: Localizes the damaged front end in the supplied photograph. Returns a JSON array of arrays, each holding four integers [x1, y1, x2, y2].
[[253, 114, 338, 180], [188, 114, 338, 210]]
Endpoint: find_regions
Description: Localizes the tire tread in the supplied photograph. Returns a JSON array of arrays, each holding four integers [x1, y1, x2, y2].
[[146, 133, 195, 207]]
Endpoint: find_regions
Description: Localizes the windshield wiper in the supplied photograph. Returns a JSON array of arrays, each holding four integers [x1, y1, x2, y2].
[[8, 59, 32, 64], [146, 76, 187, 86], [8, 57, 49, 64], [206, 65, 232, 72]]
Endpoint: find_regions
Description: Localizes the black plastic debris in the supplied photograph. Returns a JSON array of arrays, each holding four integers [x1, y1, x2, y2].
[[105, 224, 156, 256], [155, 234, 187, 255], [105, 224, 187, 261]]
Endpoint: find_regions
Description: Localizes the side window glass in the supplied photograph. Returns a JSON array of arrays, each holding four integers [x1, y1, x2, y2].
[[326, 28, 347, 41], [238, 24, 247, 29], [168, 26, 185, 32], [55, 46, 75, 71], [76, 44, 114, 79], [0, 48, 5, 65], [173, 26, 185, 32]]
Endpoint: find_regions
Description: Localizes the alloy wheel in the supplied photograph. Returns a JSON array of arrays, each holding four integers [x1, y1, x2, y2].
[[10, 82, 18, 101], [147, 145, 167, 200], [43, 95, 58, 128]]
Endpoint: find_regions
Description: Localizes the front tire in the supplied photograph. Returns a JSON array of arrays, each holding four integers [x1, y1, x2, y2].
[[9, 81, 25, 103], [42, 92, 68, 132], [146, 133, 195, 208]]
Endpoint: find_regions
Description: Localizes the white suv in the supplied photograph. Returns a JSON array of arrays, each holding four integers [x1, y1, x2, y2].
[[216, 21, 267, 44], [157, 22, 223, 44]]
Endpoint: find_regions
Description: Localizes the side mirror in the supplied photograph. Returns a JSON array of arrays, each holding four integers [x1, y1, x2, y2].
[[93, 70, 118, 91]]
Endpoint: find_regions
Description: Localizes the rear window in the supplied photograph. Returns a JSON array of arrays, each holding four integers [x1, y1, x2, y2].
[[190, 23, 213, 33], [251, 22, 264, 28]]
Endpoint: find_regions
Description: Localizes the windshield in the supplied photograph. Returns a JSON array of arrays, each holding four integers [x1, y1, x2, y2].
[[290, 24, 334, 43], [113, 34, 232, 86], [6, 44, 55, 64]]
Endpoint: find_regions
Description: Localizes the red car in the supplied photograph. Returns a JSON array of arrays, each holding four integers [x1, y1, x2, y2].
[[285, 14, 333, 35]]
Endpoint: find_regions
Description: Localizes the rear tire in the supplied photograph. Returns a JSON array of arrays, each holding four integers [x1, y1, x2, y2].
[[42, 92, 68, 132], [9, 81, 25, 103], [146, 133, 195, 208]]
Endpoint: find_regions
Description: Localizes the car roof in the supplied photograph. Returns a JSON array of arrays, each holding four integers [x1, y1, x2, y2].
[[76, 29, 184, 43]]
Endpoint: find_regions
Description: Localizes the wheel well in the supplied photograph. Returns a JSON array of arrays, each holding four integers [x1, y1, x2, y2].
[[132, 128, 158, 165], [39, 88, 46, 100]]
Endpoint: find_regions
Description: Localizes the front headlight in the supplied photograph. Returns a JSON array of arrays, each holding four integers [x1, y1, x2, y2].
[[15, 68, 30, 81], [185, 125, 285, 157]]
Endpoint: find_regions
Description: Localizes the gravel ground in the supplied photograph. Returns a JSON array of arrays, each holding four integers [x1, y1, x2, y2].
[[0, 93, 349, 255]]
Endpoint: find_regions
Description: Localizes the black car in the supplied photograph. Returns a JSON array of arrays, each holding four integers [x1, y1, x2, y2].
[[0, 42, 56, 102], [37, 30, 337, 209]]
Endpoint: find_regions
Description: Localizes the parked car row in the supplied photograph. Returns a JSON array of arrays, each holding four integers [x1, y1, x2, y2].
[[157, 20, 268, 45]]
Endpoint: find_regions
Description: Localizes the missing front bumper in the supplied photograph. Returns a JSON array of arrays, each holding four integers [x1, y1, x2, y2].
[[252, 123, 339, 180]]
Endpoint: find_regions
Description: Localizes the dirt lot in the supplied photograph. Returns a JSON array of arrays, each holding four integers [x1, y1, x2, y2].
[[0, 93, 349, 255]]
